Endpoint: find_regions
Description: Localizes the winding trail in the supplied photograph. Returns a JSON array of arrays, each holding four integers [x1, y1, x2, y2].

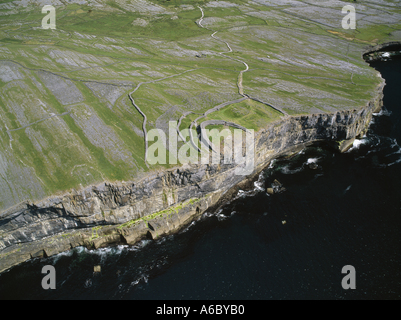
[[130, 7, 284, 164], [188, 96, 248, 152], [5, 111, 71, 133], [128, 68, 198, 166], [197, 7, 249, 98], [184, 7, 255, 153], [197, 7, 288, 117], [176, 111, 203, 143], [199, 119, 252, 153]]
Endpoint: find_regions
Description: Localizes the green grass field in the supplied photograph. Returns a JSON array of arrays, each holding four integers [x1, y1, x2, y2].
[[0, 0, 398, 211]]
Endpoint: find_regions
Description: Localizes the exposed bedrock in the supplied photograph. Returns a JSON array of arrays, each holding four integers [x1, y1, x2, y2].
[[0, 80, 384, 273]]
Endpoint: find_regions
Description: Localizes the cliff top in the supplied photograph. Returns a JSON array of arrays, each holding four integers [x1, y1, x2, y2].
[[0, 0, 400, 213]]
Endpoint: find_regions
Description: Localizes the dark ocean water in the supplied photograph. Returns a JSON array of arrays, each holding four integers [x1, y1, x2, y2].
[[0, 57, 400, 300]]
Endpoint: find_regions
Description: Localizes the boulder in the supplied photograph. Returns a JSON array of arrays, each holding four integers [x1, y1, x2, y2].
[[121, 220, 149, 245], [31, 249, 46, 259], [0, 251, 31, 274], [308, 162, 318, 170], [45, 239, 72, 257], [92, 234, 122, 249], [147, 218, 168, 240], [273, 179, 282, 187], [271, 179, 286, 194]]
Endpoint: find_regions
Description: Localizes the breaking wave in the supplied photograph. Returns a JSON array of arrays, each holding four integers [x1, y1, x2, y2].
[[130, 274, 149, 287], [373, 106, 392, 117], [50, 248, 74, 264], [306, 158, 319, 164], [354, 134, 401, 168], [347, 137, 369, 152], [280, 164, 304, 175]]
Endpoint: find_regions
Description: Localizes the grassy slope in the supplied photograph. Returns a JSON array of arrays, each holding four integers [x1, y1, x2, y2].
[[0, 0, 399, 211]]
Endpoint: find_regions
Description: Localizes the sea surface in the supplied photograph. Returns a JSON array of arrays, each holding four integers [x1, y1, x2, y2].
[[0, 57, 400, 300]]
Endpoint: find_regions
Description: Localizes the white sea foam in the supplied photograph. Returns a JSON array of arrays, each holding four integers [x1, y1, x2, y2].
[[93, 245, 125, 257], [84, 278, 92, 288], [352, 139, 365, 149], [217, 212, 227, 221], [73, 243, 147, 260], [203, 211, 214, 218], [306, 158, 319, 164], [125, 239, 152, 251], [389, 138, 400, 149], [137, 239, 152, 248], [180, 220, 196, 233], [253, 180, 265, 191], [155, 234, 174, 244], [235, 187, 258, 199], [267, 159, 276, 170], [362, 136, 401, 167], [347, 138, 369, 152], [50, 248, 74, 264], [386, 158, 401, 167], [383, 139, 401, 166], [373, 107, 392, 117], [130, 274, 149, 287], [281, 164, 303, 174], [75, 246, 86, 253], [253, 172, 265, 192], [214, 208, 228, 221]]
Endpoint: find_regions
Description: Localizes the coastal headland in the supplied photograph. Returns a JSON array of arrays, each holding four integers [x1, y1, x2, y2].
[[0, 0, 400, 273]]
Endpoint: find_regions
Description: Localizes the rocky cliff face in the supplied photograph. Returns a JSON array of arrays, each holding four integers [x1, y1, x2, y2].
[[0, 79, 384, 273]]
